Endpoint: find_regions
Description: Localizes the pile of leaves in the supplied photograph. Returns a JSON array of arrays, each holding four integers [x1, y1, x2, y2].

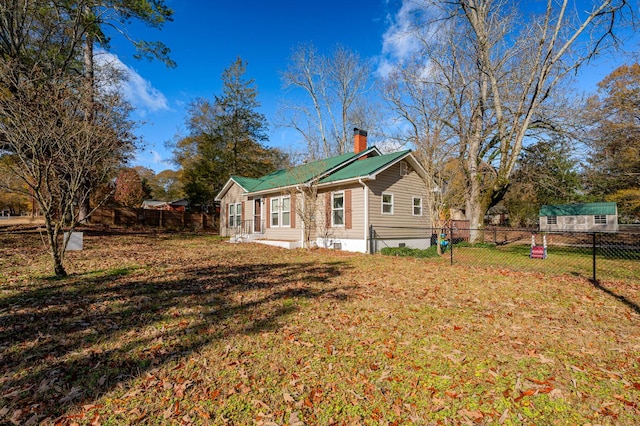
[[1, 231, 639, 424]]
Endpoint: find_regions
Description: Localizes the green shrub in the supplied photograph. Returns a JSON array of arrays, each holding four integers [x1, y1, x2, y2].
[[380, 245, 440, 258]]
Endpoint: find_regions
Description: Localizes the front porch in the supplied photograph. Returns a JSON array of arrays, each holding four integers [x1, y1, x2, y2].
[[226, 220, 304, 249]]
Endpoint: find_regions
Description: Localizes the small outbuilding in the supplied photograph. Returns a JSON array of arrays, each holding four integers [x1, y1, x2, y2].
[[539, 202, 618, 233], [141, 199, 189, 212]]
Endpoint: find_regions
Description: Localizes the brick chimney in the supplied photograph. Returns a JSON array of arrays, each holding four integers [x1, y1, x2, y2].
[[354, 128, 367, 154]]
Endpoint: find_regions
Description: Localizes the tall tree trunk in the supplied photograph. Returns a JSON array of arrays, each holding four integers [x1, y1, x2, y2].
[[78, 30, 94, 223], [466, 178, 484, 243], [465, 97, 486, 243], [45, 213, 67, 277]]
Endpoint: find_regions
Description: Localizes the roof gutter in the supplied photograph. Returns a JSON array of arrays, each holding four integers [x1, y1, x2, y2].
[[317, 175, 375, 190], [246, 184, 300, 197]]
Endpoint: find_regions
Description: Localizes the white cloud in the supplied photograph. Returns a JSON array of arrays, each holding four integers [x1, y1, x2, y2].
[[134, 149, 172, 172], [150, 149, 165, 164], [376, 138, 407, 154], [95, 50, 169, 114], [382, 2, 422, 58], [377, 1, 438, 77]]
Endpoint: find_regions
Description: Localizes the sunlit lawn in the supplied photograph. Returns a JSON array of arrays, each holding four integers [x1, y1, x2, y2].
[[1, 231, 639, 424], [450, 243, 640, 283]]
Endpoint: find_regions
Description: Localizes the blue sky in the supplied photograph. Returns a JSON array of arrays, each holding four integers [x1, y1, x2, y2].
[[102, 0, 637, 173]]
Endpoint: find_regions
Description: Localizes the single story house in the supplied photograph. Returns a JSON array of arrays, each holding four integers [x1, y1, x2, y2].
[[141, 198, 189, 212], [215, 129, 433, 253], [539, 202, 618, 233]]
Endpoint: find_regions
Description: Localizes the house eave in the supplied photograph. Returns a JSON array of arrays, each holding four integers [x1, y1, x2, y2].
[[245, 183, 301, 197], [369, 151, 429, 181], [313, 146, 382, 182], [317, 176, 373, 189], [243, 147, 382, 197]]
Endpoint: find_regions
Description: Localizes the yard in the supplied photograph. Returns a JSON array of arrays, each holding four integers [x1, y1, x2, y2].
[[1, 231, 639, 424]]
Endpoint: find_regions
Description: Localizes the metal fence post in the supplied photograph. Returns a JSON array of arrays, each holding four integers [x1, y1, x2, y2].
[[592, 232, 597, 282]]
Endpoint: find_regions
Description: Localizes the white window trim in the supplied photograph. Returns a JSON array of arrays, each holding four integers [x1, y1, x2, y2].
[[332, 191, 345, 227], [547, 216, 557, 225], [412, 197, 422, 216], [594, 215, 607, 224], [229, 203, 241, 228], [228, 204, 235, 228], [270, 198, 279, 227], [270, 196, 291, 228], [281, 196, 291, 227], [382, 192, 394, 215]]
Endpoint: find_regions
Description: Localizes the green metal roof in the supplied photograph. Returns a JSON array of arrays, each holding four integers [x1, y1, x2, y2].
[[539, 202, 617, 217], [243, 151, 358, 193], [319, 150, 411, 184], [225, 148, 414, 196], [231, 176, 263, 191]]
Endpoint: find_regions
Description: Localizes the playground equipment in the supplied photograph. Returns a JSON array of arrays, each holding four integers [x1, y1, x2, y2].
[[530, 233, 547, 259], [440, 233, 449, 252]]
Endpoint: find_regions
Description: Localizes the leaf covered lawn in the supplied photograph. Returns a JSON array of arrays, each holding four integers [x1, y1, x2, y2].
[[1, 231, 639, 425]]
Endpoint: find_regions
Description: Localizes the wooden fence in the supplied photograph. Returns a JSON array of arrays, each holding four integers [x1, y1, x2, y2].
[[90, 207, 217, 230]]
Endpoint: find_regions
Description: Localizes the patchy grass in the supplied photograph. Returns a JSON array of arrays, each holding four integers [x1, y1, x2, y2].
[[1, 231, 639, 425]]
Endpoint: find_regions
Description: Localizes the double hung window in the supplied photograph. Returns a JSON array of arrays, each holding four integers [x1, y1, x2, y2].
[[332, 192, 344, 226], [229, 203, 241, 227], [271, 196, 291, 227], [382, 193, 394, 214], [413, 197, 422, 216]]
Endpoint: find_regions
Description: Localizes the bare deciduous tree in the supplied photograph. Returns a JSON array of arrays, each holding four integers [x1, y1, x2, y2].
[[399, 0, 633, 241], [278, 43, 378, 159], [284, 159, 332, 249], [0, 66, 135, 276], [382, 58, 456, 254], [289, 180, 319, 249]]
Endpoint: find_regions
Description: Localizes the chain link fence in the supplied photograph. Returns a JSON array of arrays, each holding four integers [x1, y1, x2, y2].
[[370, 225, 640, 284]]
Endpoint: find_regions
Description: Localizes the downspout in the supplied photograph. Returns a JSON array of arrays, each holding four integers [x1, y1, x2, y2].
[[359, 179, 368, 253], [296, 185, 305, 248]]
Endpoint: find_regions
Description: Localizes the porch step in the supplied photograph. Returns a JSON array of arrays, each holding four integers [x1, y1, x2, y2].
[[230, 233, 259, 243]]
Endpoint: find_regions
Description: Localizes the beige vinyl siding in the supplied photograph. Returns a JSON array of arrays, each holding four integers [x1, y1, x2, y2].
[[540, 214, 618, 233], [317, 183, 365, 240], [367, 161, 431, 237], [262, 191, 301, 241], [220, 182, 247, 237]]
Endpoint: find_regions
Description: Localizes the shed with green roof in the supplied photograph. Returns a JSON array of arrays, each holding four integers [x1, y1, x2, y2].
[[539, 202, 618, 233], [215, 129, 434, 252]]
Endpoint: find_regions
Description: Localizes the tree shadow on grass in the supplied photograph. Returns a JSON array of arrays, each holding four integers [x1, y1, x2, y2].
[[589, 279, 640, 315], [0, 259, 354, 423]]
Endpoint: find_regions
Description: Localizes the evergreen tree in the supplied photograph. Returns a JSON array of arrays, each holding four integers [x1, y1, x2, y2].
[[174, 57, 286, 210], [504, 137, 583, 227]]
